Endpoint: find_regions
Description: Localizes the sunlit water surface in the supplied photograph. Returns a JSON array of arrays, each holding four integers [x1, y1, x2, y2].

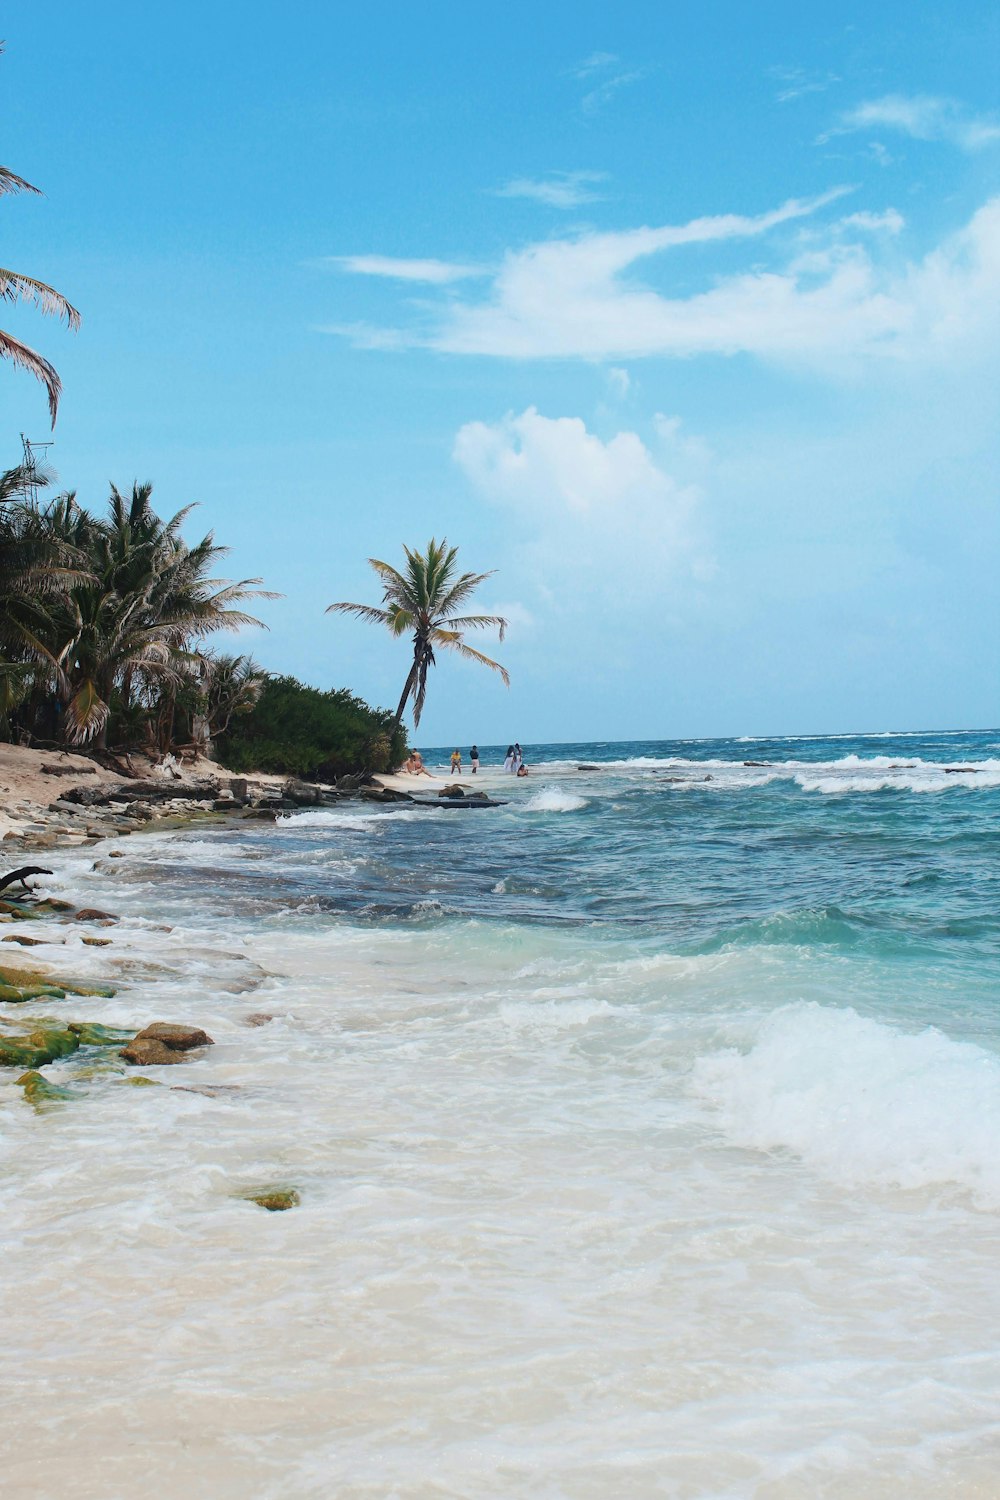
[[3, 730, 1000, 1497]]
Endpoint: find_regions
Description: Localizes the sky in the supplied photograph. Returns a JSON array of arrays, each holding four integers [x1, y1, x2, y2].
[[2, 1, 998, 745]]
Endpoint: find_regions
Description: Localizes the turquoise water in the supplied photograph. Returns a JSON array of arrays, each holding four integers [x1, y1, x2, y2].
[[6, 729, 1000, 1496]]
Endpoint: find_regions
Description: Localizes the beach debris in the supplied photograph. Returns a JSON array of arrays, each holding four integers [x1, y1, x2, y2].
[[240, 1187, 300, 1212], [41, 763, 97, 776], [0, 865, 54, 894], [120, 1022, 215, 1066]]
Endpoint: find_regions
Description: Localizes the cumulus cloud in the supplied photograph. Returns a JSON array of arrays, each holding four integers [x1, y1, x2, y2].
[[826, 94, 1000, 152], [331, 193, 1000, 369], [494, 171, 607, 208], [453, 408, 712, 599]]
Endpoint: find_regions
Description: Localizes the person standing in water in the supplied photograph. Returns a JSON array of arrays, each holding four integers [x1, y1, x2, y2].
[[470, 745, 480, 775], [513, 742, 523, 771], [450, 748, 462, 776], [503, 745, 514, 773]]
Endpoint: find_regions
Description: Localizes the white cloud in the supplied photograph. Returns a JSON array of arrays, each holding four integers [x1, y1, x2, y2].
[[838, 209, 905, 235], [453, 408, 711, 598], [331, 255, 484, 284], [571, 52, 648, 114], [494, 171, 607, 209], [827, 94, 1000, 152], [332, 193, 1000, 370]]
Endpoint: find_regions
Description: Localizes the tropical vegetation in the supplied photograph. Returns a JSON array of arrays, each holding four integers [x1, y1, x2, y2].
[[327, 538, 509, 729], [0, 462, 273, 753], [216, 674, 407, 779]]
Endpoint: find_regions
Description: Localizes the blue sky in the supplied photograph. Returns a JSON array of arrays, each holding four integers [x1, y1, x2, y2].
[[3, 2, 998, 743]]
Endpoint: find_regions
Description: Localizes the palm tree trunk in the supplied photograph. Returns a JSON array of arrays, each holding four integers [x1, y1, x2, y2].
[[393, 659, 418, 730]]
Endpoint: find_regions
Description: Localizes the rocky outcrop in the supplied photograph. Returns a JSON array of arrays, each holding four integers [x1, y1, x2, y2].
[[120, 1021, 215, 1065]]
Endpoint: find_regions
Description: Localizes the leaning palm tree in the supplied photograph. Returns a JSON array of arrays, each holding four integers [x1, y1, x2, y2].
[[327, 538, 509, 729], [1, 76, 81, 425]]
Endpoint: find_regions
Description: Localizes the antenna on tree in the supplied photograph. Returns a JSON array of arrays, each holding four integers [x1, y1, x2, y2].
[[20, 432, 52, 504]]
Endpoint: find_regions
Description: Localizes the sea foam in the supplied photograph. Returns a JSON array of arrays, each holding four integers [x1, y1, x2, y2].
[[522, 787, 588, 813], [692, 1002, 1000, 1207]]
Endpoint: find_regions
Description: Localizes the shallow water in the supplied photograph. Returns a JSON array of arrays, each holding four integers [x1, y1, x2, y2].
[[3, 730, 1000, 1497]]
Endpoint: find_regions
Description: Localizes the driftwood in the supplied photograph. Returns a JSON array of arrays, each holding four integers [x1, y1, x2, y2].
[[0, 865, 53, 893], [61, 779, 220, 807], [41, 763, 97, 777]]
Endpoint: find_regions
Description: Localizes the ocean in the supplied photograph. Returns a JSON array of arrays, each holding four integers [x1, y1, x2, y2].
[[4, 729, 1000, 1497]]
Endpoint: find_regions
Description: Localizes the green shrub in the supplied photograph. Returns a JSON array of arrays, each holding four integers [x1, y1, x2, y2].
[[215, 675, 406, 779]]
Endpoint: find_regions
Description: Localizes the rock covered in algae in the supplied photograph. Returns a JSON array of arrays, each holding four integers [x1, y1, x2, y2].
[[16, 1070, 80, 1106], [0, 964, 116, 1002], [68, 1022, 134, 1047], [242, 1188, 300, 1212], [0, 1027, 80, 1069]]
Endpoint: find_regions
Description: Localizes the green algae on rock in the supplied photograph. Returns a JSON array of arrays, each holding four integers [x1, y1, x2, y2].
[[0, 1027, 80, 1069], [68, 1022, 134, 1047], [16, 1070, 80, 1106]]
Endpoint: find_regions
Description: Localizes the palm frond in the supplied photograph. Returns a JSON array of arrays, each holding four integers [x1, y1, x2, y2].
[[0, 166, 42, 198], [0, 268, 81, 328], [326, 601, 393, 626], [431, 630, 511, 686], [0, 327, 61, 424], [439, 612, 508, 640]]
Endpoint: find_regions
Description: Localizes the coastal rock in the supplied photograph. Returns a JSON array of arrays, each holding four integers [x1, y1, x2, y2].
[[16, 1069, 80, 1105], [0, 1026, 80, 1069], [120, 1038, 190, 1066], [361, 785, 413, 803], [125, 802, 155, 821], [68, 1022, 134, 1047], [241, 1187, 300, 1212], [74, 908, 119, 924], [81, 936, 113, 947], [243, 1012, 274, 1027], [135, 1022, 214, 1050], [284, 779, 323, 805], [2, 934, 48, 947]]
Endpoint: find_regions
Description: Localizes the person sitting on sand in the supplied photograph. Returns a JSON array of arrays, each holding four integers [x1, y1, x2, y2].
[[410, 752, 432, 777], [516, 762, 529, 778], [450, 748, 462, 776], [470, 744, 480, 774]]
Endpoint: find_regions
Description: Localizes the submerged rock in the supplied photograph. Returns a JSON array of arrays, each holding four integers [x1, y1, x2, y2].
[[0, 1026, 80, 1069], [16, 1070, 80, 1106], [120, 1038, 189, 1066], [120, 1022, 214, 1065], [74, 908, 119, 924], [241, 1187, 300, 1212], [243, 1012, 274, 1027], [68, 1022, 134, 1047]]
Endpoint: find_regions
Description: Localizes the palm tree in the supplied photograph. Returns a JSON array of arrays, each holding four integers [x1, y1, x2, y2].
[[8, 481, 275, 746], [327, 538, 509, 729], [1, 109, 81, 424]]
